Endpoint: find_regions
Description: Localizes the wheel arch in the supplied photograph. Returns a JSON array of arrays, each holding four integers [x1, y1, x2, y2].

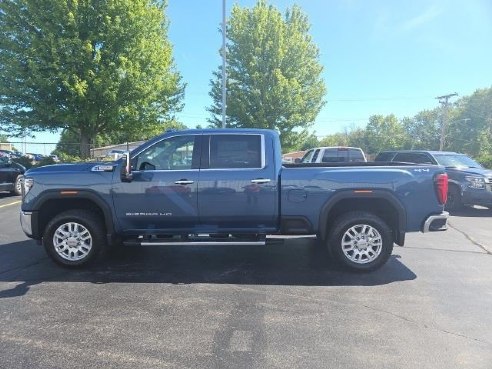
[[447, 180, 462, 192], [31, 190, 116, 244], [318, 190, 406, 246]]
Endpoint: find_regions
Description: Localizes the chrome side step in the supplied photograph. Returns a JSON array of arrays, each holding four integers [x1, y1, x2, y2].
[[123, 234, 270, 247], [139, 240, 266, 246]]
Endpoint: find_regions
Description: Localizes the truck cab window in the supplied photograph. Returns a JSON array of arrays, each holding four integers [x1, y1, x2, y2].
[[301, 149, 314, 163], [209, 135, 262, 169], [135, 135, 197, 171]]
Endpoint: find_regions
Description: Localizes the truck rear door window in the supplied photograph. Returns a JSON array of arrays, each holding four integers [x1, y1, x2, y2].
[[209, 135, 262, 169], [349, 149, 365, 162], [322, 149, 346, 162]]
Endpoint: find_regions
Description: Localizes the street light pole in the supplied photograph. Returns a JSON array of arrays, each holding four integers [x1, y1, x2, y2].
[[221, 0, 227, 128]]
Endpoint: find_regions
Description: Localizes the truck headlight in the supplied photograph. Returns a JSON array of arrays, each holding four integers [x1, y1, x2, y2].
[[22, 177, 34, 196], [465, 175, 486, 189]]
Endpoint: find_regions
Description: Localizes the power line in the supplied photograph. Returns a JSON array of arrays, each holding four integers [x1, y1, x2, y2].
[[327, 96, 434, 102]]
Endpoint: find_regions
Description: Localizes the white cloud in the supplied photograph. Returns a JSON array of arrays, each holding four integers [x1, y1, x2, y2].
[[401, 5, 442, 32]]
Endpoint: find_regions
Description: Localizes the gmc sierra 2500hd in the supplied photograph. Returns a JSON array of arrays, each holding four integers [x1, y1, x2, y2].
[[20, 129, 449, 272]]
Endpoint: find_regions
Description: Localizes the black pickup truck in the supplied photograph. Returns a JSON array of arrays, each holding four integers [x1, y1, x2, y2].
[[375, 150, 492, 210]]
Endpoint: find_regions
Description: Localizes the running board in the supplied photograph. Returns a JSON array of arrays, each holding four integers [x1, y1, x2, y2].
[[123, 235, 270, 246], [141, 240, 266, 246]]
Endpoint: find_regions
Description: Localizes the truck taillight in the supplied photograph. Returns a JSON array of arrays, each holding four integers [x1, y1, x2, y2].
[[434, 173, 448, 205]]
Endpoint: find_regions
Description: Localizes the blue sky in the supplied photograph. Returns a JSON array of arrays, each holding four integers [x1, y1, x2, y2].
[[16, 0, 492, 153]]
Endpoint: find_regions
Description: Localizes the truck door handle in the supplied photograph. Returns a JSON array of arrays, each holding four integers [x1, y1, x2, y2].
[[251, 179, 271, 184], [174, 180, 194, 185]]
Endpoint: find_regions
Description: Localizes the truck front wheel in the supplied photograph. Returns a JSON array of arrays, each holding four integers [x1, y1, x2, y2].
[[43, 210, 106, 267], [328, 211, 393, 272], [10, 175, 23, 196]]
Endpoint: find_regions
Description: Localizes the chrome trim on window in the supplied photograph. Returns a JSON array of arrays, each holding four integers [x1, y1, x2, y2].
[[132, 169, 200, 174], [132, 132, 268, 171]]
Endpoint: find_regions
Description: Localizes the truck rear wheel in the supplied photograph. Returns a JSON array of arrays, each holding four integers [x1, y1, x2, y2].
[[328, 211, 393, 272], [43, 210, 106, 267]]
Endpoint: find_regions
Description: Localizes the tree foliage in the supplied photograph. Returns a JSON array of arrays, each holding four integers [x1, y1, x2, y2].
[[55, 119, 187, 157], [402, 109, 440, 150], [208, 0, 326, 151], [363, 114, 406, 154], [447, 88, 492, 157], [0, 0, 184, 157], [312, 87, 492, 166]]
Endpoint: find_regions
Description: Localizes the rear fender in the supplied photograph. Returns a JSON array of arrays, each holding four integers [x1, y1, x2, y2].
[[318, 190, 407, 246]]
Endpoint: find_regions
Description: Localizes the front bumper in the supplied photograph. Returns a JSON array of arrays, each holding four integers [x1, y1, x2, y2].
[[20, 211, 33, 237], [462, 187, 492, 207], [422, 211, 449, 232]]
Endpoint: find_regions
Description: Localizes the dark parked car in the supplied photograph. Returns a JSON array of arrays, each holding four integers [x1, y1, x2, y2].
[[375, 150, 492, 210], [0, 156, 25, 195], [0, 149, 22, 159]]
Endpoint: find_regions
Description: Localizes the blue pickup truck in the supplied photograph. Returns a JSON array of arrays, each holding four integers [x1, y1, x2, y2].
[[20, 129, 449, 272]]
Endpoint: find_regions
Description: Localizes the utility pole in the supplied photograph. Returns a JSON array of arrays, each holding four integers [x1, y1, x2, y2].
[[221, 0, 227, 128], [436, 93, 458, 150]]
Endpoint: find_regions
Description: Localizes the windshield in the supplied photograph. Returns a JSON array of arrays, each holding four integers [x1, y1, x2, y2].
[[434, 154, 482, 168]]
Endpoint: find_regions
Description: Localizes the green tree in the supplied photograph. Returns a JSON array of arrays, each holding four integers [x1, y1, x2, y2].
[[401, 109, 440, 150], [299, 132, 319, 151], [0, 0, 184, 157], [319, 133, 349, 147], [55, 119, 187, 157], [447, 87, 492, 157], [207, 0, 326, 151], [364, 114, 406, 155], [346, 128, 368, 150]]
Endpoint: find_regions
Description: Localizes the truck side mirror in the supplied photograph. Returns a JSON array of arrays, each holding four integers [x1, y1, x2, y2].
[[294, 158, 301, 164], [120, 152, 133, 182]]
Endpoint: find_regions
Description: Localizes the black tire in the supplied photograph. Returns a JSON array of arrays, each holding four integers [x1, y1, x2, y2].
[[10, 175, 23, 196], [327, 211, 393, 272], [42, 210, 107, 267], [445, 185, 462, 211]]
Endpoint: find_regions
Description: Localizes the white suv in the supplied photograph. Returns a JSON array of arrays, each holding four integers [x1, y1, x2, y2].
[[300, 146, 367, 163]]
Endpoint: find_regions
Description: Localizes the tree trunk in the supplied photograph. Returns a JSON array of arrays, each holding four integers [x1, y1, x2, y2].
[[79, 131, 91, 159]]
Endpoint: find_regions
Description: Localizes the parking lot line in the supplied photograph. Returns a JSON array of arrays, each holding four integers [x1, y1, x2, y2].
[[0, 200, 21, 209]]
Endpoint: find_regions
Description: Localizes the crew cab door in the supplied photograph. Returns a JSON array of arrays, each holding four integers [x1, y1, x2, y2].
[[197, 133, 278, 233], [112, 134, 201, 233]]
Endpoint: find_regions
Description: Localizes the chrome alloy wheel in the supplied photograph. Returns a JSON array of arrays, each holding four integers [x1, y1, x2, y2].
[[15, 175, 23, 194], [341, 224, 383, 264], [53, 222, 93, 261]]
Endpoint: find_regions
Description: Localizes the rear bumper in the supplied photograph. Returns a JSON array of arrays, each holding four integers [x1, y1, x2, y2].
[[422, 211, 449, 232]]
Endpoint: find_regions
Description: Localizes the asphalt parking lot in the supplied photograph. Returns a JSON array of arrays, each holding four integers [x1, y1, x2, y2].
[[0, 193, 491, 369]]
